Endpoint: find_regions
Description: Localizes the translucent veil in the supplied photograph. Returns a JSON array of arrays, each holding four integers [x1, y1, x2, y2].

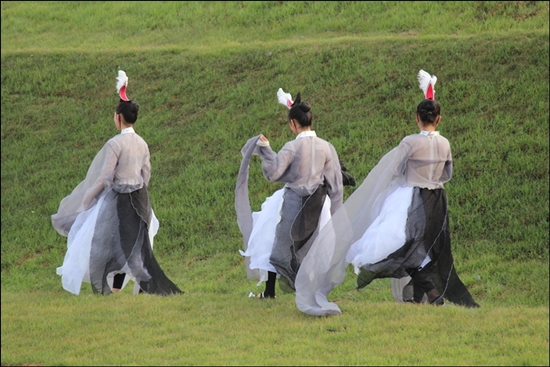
[[235, 135, 262, 280], [295, 147, 403, 315]]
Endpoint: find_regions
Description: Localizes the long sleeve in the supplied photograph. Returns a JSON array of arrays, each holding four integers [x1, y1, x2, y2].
[[325, 144, 343, 214], [392, 140, 411, 177], [235, 135, 263, 280], [441, 150, 452, 183], [81, 143, 118, 209], [258, 144, 296, 183], [141, 150, 151, 186], [51, 142, 118, 236]]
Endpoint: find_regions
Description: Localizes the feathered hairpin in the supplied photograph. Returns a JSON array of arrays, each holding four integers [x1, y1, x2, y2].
[[417, 69, 437, 100], [277, 88, 294, 109], [116, 70, 130, 102]]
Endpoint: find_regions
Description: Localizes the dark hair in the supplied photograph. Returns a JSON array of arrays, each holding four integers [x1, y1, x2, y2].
[[288, 93, 313, 127], [416, 99, 441, 124], [115, 101, 140, 124]]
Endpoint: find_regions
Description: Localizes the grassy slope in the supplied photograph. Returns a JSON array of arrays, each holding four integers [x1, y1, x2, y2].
[[1, 1, 549, 365], [2, 32, 548, 301], [2, 1, 548, 52]]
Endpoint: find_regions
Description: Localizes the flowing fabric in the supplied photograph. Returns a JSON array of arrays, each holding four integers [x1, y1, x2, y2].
[[56, 187, 181, 295], [52, 129, 182, 296], [296, 133, 480, 316], [346, 186, 413, 270], [270, 185, 329, 291], [351, 186, 478, 308], [235, 135, 263, 279], [239, 187, 332, 287], [240, 188, 283, 284], [295, 148, 401, 315]]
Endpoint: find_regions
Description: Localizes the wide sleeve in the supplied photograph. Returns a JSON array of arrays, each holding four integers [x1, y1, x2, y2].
[[257, 143, 296, 183], [141, 148, 151, 186], [235, 135, 262, 280], [392, 140, 411, 177], [51, 142, 118, 237], [441, 149, 453, 183], [325, 144, 343, 214]]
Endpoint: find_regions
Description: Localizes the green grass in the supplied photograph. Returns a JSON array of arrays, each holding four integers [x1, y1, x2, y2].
[[1, 1, 548, 53], [2, 287, 549, 366], [1, 1, 549, 365]]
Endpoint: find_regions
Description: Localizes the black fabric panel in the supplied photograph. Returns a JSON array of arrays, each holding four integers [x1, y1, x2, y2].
[[88, 187, 182, 296], [137, 227, 183, 296], [129, 188, 182, 296], [291, 184, 327, 250], [357, 188, 479, 308], [270, 185, 327, 291]]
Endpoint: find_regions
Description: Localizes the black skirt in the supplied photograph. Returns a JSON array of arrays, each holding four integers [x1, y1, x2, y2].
[[357, 188, 478, 308], [88, 187, 183, 296]]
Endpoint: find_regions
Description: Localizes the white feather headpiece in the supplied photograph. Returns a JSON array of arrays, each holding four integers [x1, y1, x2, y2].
[[116, 70, 130, 102], [277, 88, 294, 109], [417, 69, 437, 100]]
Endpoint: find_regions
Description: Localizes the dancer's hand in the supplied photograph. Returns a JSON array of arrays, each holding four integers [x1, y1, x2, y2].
[[257, 134, 270, 147]]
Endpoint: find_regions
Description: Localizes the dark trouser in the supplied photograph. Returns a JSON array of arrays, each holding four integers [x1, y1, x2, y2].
[[112, 273, 145, 293], [263, 271, 277, 298], [113, 273, 126, 289]]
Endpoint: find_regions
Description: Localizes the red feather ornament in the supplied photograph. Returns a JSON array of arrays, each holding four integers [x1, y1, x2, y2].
[[116, 70, 130, 102], [417, 69, 437, 100]]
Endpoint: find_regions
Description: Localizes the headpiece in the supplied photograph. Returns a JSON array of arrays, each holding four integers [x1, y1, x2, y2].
[[277, 88, 294, 109], [116, 70, 130, 102], [417, 69, 437, 100]]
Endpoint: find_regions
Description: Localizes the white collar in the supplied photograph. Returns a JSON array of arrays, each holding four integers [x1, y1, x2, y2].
[[420, 130, 439, 136], [296, 130, 316, 139], [121, 127, 135, 134]]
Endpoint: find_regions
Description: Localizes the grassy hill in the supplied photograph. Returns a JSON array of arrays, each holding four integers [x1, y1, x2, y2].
[[1, 1, 549, 366]]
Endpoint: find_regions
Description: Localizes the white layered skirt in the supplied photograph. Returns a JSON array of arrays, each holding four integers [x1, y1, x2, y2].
[[240, 188, 331, 286]]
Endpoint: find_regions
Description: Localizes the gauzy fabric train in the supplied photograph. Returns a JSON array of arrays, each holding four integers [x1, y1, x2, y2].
[[295, 133, 479, 316], [295, 149, 398, 315], [52, 128, 182, 296], [235, 135, 263, 280]]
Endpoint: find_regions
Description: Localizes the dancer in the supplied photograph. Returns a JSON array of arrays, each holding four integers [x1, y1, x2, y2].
[[295, 70, 479, 316], [236, 89, 344, 299], [52, 70, 183, 296]]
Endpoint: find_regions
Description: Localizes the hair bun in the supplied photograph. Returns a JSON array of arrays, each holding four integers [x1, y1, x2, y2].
[[299, 102, 311, 113]]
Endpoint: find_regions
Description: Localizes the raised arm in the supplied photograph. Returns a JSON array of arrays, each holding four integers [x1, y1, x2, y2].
[[257, 142, 296, 183]]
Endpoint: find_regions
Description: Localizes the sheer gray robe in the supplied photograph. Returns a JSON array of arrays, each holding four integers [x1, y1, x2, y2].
[[235, 132, 343, 290]]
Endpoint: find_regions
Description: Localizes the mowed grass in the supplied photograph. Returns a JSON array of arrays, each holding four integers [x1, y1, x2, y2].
[[1, 1, 549, 366], [2, 287, 548, 366]]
